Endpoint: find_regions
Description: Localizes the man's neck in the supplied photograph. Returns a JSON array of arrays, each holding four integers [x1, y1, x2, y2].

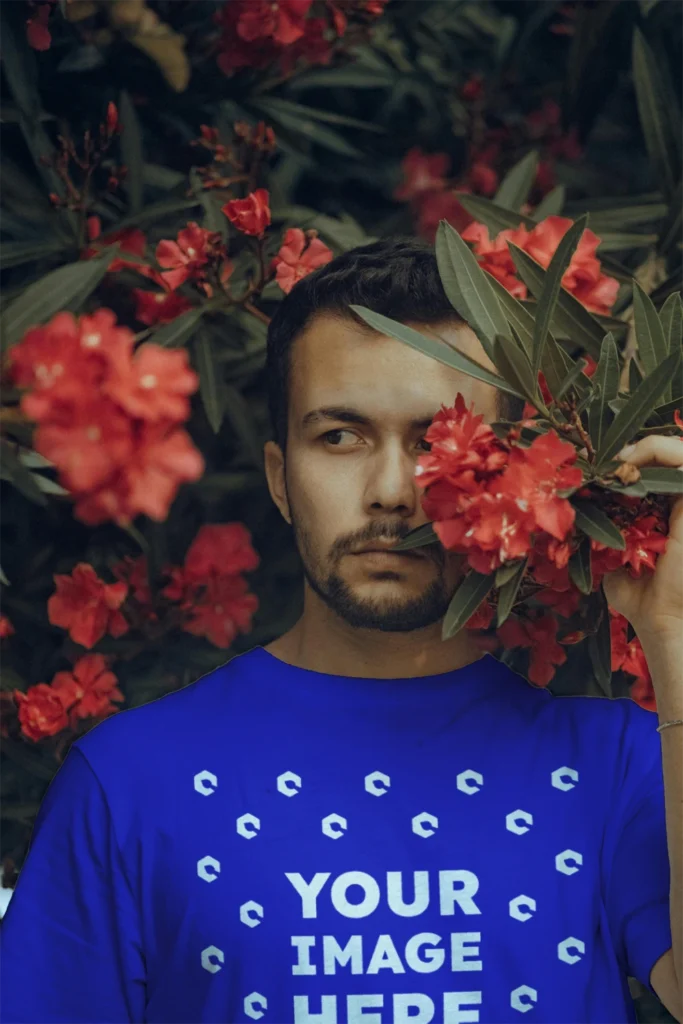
[[265, 608, 485, 680]]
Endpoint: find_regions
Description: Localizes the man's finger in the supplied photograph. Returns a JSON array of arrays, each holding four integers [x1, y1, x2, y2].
[[617, 435, 683, 468]]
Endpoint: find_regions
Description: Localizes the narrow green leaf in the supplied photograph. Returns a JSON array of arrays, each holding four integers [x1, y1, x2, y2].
[[119, 90, 144, 215], [152, 307, 204, 348], [442, 571, 496, 640], [392, 523, 440, 552], [595, 348, 682, 468], [0, 443, 47, 506], [456, 194, 534, 236], [251, 99, 362, 157], [508, 243, 606, 357], [0, 239, 71, 270], [588, 588, 612, 697], [632, 29, 682, 200], [531, 215, 588, 380], [630, 467, 683, 494], [554, 358, 590, 400], [596, 232, 658, 252], [657, 182, 682, 256], [494, 151, 539, 212], [222, 383, 264, 468], [195, 331, 224, 433], [350, 306, 523, 399], [532, 186, 566, 221], [485, 271, 534, 357], [572, 500, 625, 549], [633, 282, 668, 378], [496, 560, 526, 587], [248, 95, 384, 133], [568, 536, 592, 594], [653, 397, 683, 420], [659, 291, 682, 402], [0, 249, 116, 353], [493, 335, 539, 406], [588, 333, 620, 452], [435, 220, 510, 362], [496, 557, 528, 626]]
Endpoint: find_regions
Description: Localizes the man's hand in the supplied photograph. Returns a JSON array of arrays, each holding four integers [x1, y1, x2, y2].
[[602, 434, 683, 642]]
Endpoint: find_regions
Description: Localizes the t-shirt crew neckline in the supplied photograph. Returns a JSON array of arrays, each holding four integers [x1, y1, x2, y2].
[[249, 646, 509, 706]]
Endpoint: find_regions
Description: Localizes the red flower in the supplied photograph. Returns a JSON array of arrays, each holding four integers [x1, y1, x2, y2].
[[113, 556, 156, 619], [183, 523, 260, 582], [0, 615, 15, 639], [222, 189, 271, 238], [35, 399, 134, 493], [84, 227, 151, 276], [236, 0, 312, 45], [591, 513, 667, 582], [415, 393, 508, 495], [133, 289, 193, 326], [48, 563, 129, 649], [279, 17, 333, 71], [609, 609, 654, 709], [462, 216, 618, 315], [155, 223, 217, 291], [106, 102, 121, 135], [536, 584, 582, 619], [182, 574, 259, 648], [74, 422, 204, 526], [465, 599, 495, 631], [461, 74, 484, 101], [51, 654, 124, 727], [500, 431, 582, 541], [13, 684, 69, 742], [394, 148, 450, 202], [26, 3, 52, 50], [466, 161, 498, 197], [674, 409, 683, 431], [497, 612, 567, 686], [104, 344, 199, 423], [272, 228, 333, 294]]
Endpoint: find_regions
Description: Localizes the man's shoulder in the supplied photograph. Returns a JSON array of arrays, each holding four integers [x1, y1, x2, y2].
[[72, 646, 262, 768]]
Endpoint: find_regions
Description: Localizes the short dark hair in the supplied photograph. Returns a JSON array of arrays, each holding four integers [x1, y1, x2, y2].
[[266, 236, 524, 452]]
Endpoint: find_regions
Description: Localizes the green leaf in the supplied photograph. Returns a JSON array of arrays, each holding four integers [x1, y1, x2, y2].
[[657, 181, 682, 256], [456, 194, 534, 236], [659, 291, 682, 402], [195, 331, 224, 433], [434, 220, 510, 362], [588, 589, 612, 697], [632, 29, 682, 200], [118, 91, 144, 216], [568, 535, 592, 594], [554, 358, 590, 401], [496, 558, 528, 626], [0, 249, 116, 353], [531, 215, 588, 380], [633, 282, 668, 378], [0, 239, 71, 270], [595, 347, 682, 468], [630, 467, 683, 494], [493, 335, 539, 407], [588, 333, 620, 452], [392, 523, 440, 552], [222, 383, 264, 468], [442, 571, 496, 641], [484, 272, 534, 358], [249, 96, 384, 133], [349, 306, 523, 398], [532, 186, 566, 221], [571, 500, 625, 549], [508, 244, 605, 357], [251, 99, 362, 157], [495, 560, 526, 587], [494, 151, 539, 212], [152, 307, 205, 348], [0, 442, 47, 506]]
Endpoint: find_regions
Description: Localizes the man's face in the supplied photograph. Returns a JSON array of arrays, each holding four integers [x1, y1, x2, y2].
[[264, 314, 500, 633]]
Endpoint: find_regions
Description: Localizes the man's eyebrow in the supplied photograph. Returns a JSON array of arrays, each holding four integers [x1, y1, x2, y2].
[[301, 406, 435, 429]]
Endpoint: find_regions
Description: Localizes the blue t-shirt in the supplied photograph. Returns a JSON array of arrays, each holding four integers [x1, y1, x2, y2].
[[0, 647, 672, 1024]]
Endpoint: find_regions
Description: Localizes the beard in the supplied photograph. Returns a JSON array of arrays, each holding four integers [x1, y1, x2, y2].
[[288, 500, 457, 633]]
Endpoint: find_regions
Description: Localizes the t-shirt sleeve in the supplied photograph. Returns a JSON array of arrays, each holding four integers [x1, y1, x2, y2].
[[0, 744, 146, 1023], [604, 703, 672, 996]]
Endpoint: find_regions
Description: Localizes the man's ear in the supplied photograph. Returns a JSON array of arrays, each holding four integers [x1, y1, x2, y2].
[[263, 440, 291, 525]]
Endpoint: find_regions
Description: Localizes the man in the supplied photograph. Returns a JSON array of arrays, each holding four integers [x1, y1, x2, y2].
[[1, 238, 680, 1024]]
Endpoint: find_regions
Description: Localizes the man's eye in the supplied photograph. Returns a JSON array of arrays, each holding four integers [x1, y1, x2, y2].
[[418, 438, 432, 452], [322, 429, 357, 446]]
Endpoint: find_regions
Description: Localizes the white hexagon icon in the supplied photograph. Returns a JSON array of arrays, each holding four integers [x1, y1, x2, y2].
[[237, 813, 261, 839], [509, 895, 537, 922], [197, 855, 221, 882], [457, 769, 483, 795], [240, 900, 264, 928], [506, 809, 533, 835], [412, 812, 438, 837], [201, 945, 224, 973], [245, 992, 268, 1020], [277, 771, 302, 796], [556, 849, 583, 875], [322, 813, 347, 838], [510, 985, 537, 1013], [551, 766, 579, 791], [365, 771, 390, 796], [194, 770, 218, 796], [558, 936, 585, 964]]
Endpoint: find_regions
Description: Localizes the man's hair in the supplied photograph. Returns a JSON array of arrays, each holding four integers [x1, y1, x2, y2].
[[266, 236, 524, 452]]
